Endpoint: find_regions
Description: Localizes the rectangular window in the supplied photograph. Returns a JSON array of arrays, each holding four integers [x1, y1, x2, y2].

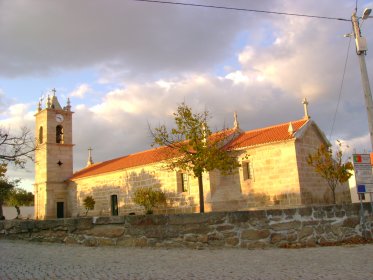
[[111, 194, 118, 216], [243, 162, 252, 180], [180, 173, 188, 193]]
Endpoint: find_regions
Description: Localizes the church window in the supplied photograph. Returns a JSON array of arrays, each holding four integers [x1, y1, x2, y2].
[[243, 162, 253, 180], [178, 173, 188, 193], [56, 125, 64, 144], [111, 195, 119, 216], [38, 126, 43, 144]]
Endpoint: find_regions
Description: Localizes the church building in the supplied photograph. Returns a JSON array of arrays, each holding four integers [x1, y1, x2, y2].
[[34, 94, 351, 220]]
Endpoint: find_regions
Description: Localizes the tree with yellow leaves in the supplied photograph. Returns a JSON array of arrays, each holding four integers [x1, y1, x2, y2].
[[307, 143, 353, 204]]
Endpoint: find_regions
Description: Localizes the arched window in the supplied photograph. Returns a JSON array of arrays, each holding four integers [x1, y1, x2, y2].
[[56, 125, 64, 144], [38, 126, 43, 144]]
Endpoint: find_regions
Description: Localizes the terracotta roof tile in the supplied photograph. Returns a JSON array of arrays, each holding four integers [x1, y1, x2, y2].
[[70, 118, 308, 180], [225, 118, 308, 150], [70, 146, 175, 180]]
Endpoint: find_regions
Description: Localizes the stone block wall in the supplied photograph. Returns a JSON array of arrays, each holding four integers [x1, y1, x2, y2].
[[1, 204, 372, 249], [295, 123, 351, 204], [69, 163, 207, 216], [234, 140, 302, 208]]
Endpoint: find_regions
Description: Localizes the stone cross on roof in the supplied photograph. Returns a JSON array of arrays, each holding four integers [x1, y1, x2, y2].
[[87, 147, 94, 167], [233, 111, 239, 130], [302, 98, 310, 120]]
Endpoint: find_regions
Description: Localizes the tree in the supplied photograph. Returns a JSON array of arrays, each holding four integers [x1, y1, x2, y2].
[[5, 188, 34, 218], [0, 126, 36, 219], [307, 143, 353, 204], [133, 187, 167, 214], [0, 164, 18, 220], [0, 127, 36, 168], [151, 103, 240, 213], [83, 196, 96, 216]]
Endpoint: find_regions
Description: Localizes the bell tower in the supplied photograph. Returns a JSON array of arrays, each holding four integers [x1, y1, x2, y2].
[[34, 90, 74, 219]]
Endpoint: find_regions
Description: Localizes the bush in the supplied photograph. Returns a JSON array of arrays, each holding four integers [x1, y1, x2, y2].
[[83, 196, 96, 216], [133, 187, 167, 214]]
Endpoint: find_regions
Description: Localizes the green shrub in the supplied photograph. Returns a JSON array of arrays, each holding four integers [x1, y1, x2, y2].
[[83, 196, 96, 216], [133, 187, 167, 214]]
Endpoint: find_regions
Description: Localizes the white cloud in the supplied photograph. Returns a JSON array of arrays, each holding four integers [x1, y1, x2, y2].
[[70, 84, 91, 98], [225, 71, 251, 85], [0, 103, 34, 130], [238, 46, 255, 65]]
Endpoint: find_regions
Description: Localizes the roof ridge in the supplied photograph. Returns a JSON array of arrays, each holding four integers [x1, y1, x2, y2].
[[242, 118, 307, 135]]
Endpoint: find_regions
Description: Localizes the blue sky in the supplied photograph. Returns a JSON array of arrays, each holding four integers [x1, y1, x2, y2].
[[1, 0, 373, 192]]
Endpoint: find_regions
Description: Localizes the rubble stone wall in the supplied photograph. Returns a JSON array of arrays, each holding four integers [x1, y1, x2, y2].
[[1, 204, 372, 249]]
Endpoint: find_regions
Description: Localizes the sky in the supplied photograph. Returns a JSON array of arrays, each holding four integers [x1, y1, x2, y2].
[[1, 0, 373, 192]]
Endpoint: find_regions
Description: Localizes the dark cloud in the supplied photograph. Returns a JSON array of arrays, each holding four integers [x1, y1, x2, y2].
[[0, 0, 261, 78]]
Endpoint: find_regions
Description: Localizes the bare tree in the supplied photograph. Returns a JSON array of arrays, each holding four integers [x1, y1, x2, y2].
[[0, 127, 36, 168], [0, 126, 36, 219]]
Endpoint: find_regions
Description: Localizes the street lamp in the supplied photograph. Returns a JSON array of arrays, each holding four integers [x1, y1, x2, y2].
[[362, 8, 372, 20], [351, 9, 373, 152]]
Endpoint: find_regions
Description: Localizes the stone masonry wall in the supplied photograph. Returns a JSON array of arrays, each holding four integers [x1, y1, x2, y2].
[[69, 163, 209, 216], [232, 140, 302, 208], [295, 123, 351, 204], [1, 204, 372, 249]]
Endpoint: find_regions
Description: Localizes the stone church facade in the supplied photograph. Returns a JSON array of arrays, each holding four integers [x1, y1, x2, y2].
[[34, 95, 351, 220]]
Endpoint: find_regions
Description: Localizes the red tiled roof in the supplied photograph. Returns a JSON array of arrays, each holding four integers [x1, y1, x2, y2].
[[70, 118, 309, 180], [70, 146, 176, 180], [225, 118, 308, 150]]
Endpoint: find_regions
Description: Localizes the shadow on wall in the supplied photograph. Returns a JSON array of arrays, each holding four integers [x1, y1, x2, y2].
[[209, 170, 246, 212], [76, 169, 208, 216], [272, 192, 302, 206], [156, 191, 198, 214], [77, 169, 164, 216], [300, 185, 351, 205], [238, 191, 302, 210], [75, 168, 353, 216]]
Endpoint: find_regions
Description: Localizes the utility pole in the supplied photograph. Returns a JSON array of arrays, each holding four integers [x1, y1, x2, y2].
[[351, 10, 373, 151]]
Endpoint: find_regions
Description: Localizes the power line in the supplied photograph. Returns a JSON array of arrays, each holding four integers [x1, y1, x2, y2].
[[329, 35, 353, 141], [132, 0, 350, 21]]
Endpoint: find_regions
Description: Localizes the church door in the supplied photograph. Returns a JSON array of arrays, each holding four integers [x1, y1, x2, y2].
[[57, 202, 64, 218], [111, 195, 118, 216]]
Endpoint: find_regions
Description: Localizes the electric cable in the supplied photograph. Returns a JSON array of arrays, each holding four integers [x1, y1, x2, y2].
[[329, 35, 353, 141], [132, 0, 356, 141], [131, 0, 350, 21]]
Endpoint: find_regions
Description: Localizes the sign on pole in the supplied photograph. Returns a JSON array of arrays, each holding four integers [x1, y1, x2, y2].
[[353, 154, 373, 193]]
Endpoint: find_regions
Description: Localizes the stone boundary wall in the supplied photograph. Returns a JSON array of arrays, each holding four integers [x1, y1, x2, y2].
[[1, 203, 372, 249]]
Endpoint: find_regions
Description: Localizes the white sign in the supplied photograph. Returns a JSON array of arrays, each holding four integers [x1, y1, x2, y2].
[[353, 154, 371, 164], [353, 154, 373, 193]]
